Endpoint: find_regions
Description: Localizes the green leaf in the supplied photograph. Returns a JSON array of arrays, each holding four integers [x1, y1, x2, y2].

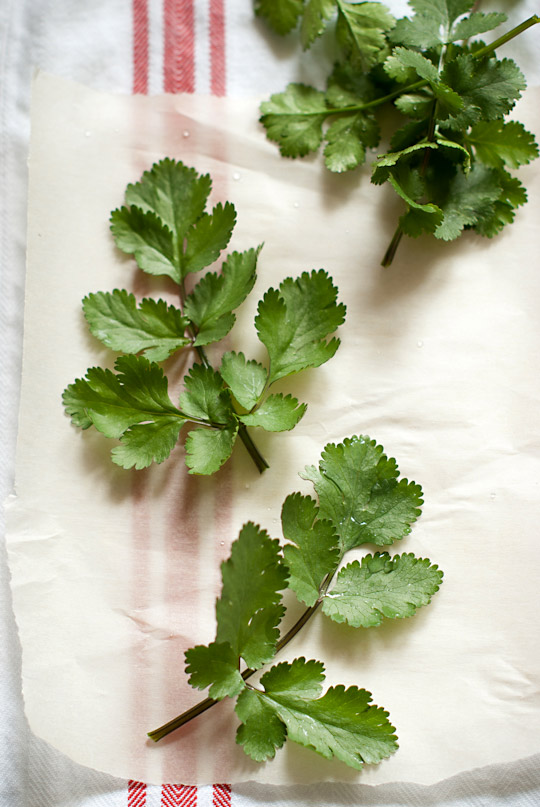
[[322, 552, 443, 627], [335, 1, 395, 70], [390, 0, 473, 48], [216, 523, 289, 668], [433, 162, 502, 240], [281, 492, 339, 606], [183, 202, 237, 276], [185, 246, 261, 346], [220, 351, 268, 411], [184, 425, 238, 475], [302, 435, 423, 554], [385, 47, 439, 84], [451, 11, 507, 42], [235, 690, 287, 761], [323, 112, 379, 173], [185, 641, 245, 700], [394, 92, 433, 120], [373, 161, 443, 237], [301, 0, 336, 49], [254, 0, 305, 36], [466, 120, 539, 170], [236, 658, 398, 769], [473, 169, 527, 237], [110, 206, 178, 282], [256, 270, 345, 384], [83, 290, 190, 361], [125, 158, 211, 241], [260, 84, 328, 158], [63, 355, 183, 438], [373, 141, 438, 172], [112, 159, 235, 282], [442, 55, 526, 131], [179, 364, 233, 425], [111, 417, 184, 470], [240, 394, 307, 432]]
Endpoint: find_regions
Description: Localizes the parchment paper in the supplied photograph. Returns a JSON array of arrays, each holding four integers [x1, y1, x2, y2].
[[6, 72, 540, 786]]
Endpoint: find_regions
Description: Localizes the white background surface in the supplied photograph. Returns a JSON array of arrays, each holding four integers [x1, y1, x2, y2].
[[1, 1, 540, 805]]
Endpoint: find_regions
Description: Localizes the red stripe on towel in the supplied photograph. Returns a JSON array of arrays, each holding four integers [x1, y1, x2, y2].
[[128, 780, 147, 807], [162, 783, 197, 806], [210, 0, 226, 96], [213, 784, 231, 807], [132, 0, 149, 93], [164, 0, 195, 92]]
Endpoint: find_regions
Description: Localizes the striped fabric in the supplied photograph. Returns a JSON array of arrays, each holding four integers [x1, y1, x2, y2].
[[128, 3, 229, 803]]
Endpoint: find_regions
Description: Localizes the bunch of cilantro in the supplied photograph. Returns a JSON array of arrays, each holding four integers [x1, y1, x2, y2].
[[149, 435, 443, 771], [63, 159, 345, 475], [255, 0, 539, 264]]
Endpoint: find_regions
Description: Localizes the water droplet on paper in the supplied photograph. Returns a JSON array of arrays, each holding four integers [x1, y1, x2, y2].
[[182, 130, 190, 138], [490, 492, 496, 500], [417, 340, 424, 348], [84, 131, 91, 137], [245, 483, 250, 490], [220, 541, 225, 547], [233, 171, 241, 181], [293, 201, 300, 208]]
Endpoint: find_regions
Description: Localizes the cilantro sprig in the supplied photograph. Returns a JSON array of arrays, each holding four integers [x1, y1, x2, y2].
[[63, 160, 345, 475], [148, 435, 443, 771], [256, 2, 539, 265]]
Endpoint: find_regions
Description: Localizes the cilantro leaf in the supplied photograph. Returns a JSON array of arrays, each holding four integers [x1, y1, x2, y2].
[[324, 112, 379, 173], [220, 351, 268, 411], [183, 202, 237, 276], [473, 169, 527, 237], [335, 1, 395, 70], [111, 159, 235, 282], [441, 55, 526, 131], [432, 162, 502, 240], [236, 658, 398, 769], [254, 0, 305, 36], [185, 641, 245, 700], [281, 492, 339, 606], [389, 1, 499, 49], [240, 394, 307, 432], [184, 247, 260, 346], [451, 11, 507, 42], [301, 0, 336, 49], [63, 355, 183, 438], [466, 120, 539, 169], [82, 290, 190, 361], [302, 435, 423, 554], [259, 84, 328, 158], [235, 691, 287, 761], [110, 206, 177, 282], [125, 158, 211, 239], [216, 523, 288, 669], [256, 269, 345, 384], [323, 552, 443, 627], [111, 417, 184, 470], [179, 364, 233, 425], [184, 425, 238, 475]]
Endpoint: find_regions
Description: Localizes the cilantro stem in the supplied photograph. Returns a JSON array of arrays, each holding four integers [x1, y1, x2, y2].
[[381, 225, 404, 268], [473, 14, 540, 58], [147, 600, 322, 742], [181, 287, 269, 474]]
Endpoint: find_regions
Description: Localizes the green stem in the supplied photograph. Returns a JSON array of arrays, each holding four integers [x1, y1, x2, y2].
[[473, 14, 540, 58], [147, 600, 322, 742], [180, 284, 269, 474], [381, 225, 404, 268]]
